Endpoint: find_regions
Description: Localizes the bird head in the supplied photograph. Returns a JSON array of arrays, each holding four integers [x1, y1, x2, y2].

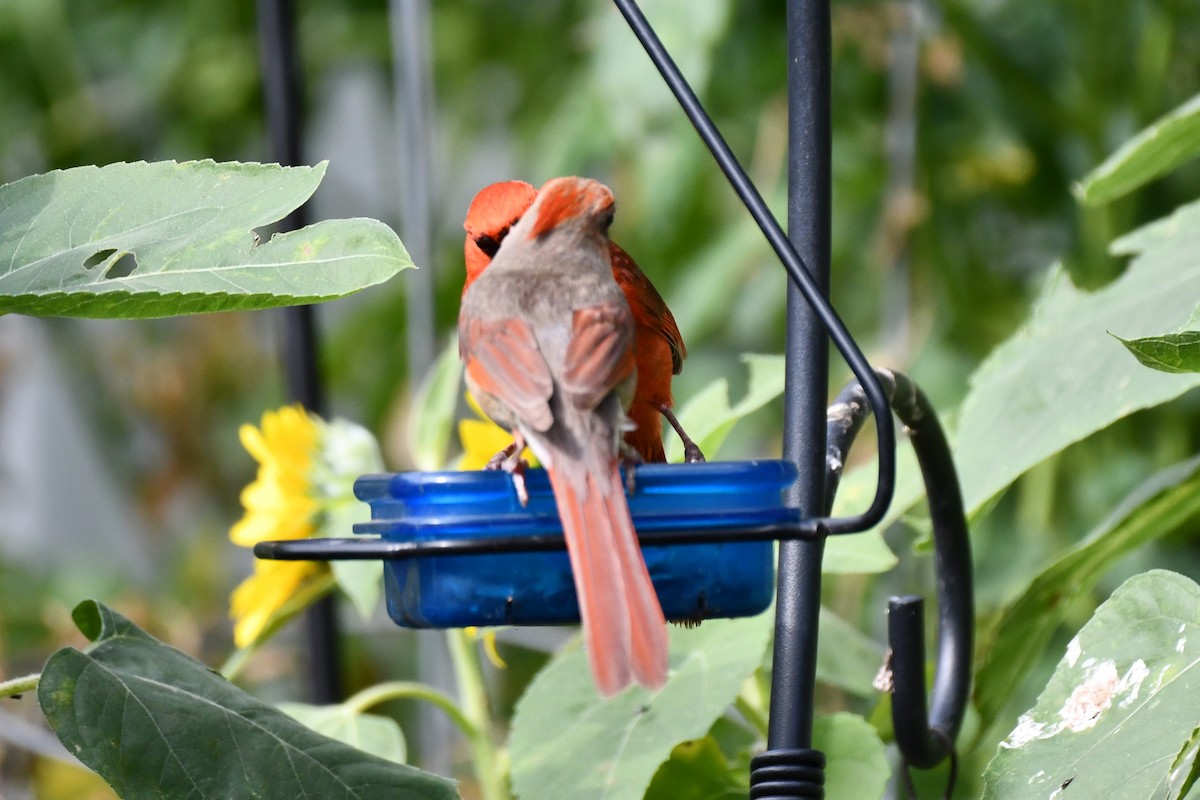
[[463, 180, 537, 293]]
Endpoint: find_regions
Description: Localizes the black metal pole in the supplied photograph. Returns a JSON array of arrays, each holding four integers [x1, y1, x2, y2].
[[769, 0, 832, 751], [256, 0, 343, 705]]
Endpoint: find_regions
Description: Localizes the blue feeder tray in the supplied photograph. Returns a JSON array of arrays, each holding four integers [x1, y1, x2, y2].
[[354, 460, 797, 628]]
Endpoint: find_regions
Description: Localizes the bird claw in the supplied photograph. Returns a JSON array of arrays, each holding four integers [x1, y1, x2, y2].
[[484, 441, 520, 472], [485, 437, 531, 507], [661, 405, 706, 463], [619, 444, 643, 495]]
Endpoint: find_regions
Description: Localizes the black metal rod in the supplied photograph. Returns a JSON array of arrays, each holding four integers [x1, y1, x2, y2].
[[822, 370, 974, 774], [767, 0, 833, 756], [886, 382, 973, 772], [611, 0, 895, 536], [256, 0, 343, 705], [255, 522, 812, 562]]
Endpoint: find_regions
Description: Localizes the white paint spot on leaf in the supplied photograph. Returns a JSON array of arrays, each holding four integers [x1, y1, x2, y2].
[[1117, 660, 1149, 708], [1060, 660, 1120, 732], [1001, 713, 1048, 749], [1066, 637, 1081, 667]]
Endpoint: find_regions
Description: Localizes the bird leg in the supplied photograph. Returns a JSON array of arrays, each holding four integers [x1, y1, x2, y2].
[[485, 433, 531, 507], [619, 442, 643, 495], [660, 406, 706, 463]]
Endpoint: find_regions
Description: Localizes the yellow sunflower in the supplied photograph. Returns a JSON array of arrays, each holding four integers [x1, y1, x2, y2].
[[229, 405, 325, 648]]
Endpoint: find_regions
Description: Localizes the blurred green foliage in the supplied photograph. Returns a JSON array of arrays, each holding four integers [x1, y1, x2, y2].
[[3, 1, 1200, 798]]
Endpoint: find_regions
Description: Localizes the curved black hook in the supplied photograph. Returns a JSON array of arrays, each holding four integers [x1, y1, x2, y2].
[[824, 370, 973, 772]]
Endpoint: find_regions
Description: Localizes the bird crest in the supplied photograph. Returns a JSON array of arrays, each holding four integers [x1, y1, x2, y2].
[[530, 178, 614, 239]]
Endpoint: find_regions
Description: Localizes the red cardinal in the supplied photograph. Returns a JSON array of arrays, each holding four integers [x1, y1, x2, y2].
[[464, 180, 700, 463], [458, 177, 668, 694]]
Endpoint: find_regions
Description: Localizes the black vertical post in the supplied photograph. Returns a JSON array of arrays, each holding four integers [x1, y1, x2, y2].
[[256, 0, 343, 705], [770, 0, 831, 750]]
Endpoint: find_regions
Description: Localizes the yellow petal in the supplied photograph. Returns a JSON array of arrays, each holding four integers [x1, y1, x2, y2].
[[231, 559, 322, 648]]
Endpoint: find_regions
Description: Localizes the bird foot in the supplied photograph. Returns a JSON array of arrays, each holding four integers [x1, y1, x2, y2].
[[661, 406, 706, 463], [619, 443, 643, 495], [485, 436, 531, 506]]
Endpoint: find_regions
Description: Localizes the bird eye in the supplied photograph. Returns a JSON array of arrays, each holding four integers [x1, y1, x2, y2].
[[600, 209, 615, 229], [474, 229, 506, 258]]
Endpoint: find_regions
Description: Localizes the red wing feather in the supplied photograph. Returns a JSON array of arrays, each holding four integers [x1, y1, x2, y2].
[[562, 302, 636, 410], [460, 316, 554, 432], [611, 245, 685, 374]]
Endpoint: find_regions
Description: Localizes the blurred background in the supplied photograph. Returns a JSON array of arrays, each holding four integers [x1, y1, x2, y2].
[[2, 0, 1200, 796]]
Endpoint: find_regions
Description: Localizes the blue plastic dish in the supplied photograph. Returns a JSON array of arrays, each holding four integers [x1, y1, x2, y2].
[[354, 460, 798, 628]]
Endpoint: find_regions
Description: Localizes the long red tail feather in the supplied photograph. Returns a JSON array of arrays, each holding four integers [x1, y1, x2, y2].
[[547, 459, 668, 695]]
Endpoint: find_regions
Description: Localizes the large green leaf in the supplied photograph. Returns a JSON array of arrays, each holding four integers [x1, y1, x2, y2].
[[816, 607, 887, 698], [665, 353, 786, 464], [278, 702, 407, 765], [673, 353, 898, 575], [38, 600, 457, 800], [1076, 92, 1200, 205], [954, 199, 1200, 511], [982, 571, 1200, 799], [643, 736, 747, 800], [509, 613, 772, 800], [815, 713, 889, 800], [974, 455, 1200, 729], [0, 160, 411, 318]]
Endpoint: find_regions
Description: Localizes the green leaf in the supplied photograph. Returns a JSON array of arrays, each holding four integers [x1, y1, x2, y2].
[[828, 406, 923, 566], [39, 600, 457, 800], [509, 613, 772, 800], [1076, 92, 1200, 205], [0, 160, 412, 318], [982, 571, 1200, 799], [974, 456, 1200, 730], [954, 199, 1200, 511], [1116, 330, 1200, 374], [815, 713, 889, 800], [673, 353, 897, 574], [643, 736, 747, 800], [665, 353, 785, 463], [316, 417, 387, 620], [278, 702, 407, 765], [407, 335, 464, 471], [816, 607, 887, 698]]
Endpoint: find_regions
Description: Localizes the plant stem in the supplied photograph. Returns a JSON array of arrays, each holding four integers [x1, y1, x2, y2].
[[0, 673, 39, 699], [447, 629, 509, 800], [343, 681, 477, 739]]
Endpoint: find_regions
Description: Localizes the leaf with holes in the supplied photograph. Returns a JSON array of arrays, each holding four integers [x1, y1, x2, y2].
[[0, 160, 412, 318], [982, 571, 1200, 799], [38, 600, 456, 799], [509, 613, 772, 800]]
